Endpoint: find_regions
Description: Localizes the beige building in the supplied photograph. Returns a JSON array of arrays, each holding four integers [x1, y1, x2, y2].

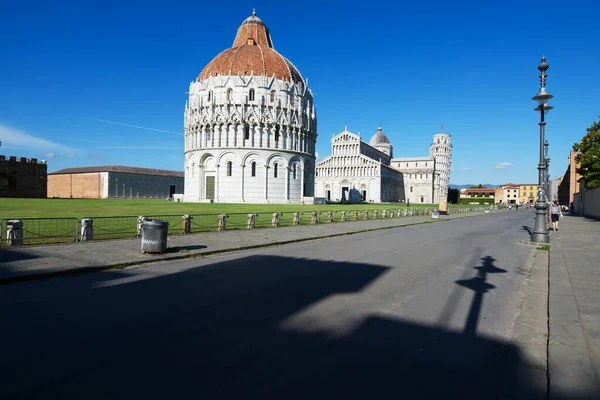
[[500, 183, 520, 204], [518, 184, 538, 204]]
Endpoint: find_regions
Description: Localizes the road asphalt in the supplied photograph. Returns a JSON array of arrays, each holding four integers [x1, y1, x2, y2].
[[0, 210, 597, 399]]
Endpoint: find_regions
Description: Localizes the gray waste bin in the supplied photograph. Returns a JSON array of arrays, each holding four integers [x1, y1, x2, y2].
[[141, 219, 169, 253], [484, 207, 490, 213], [431, 210, 440, 219]]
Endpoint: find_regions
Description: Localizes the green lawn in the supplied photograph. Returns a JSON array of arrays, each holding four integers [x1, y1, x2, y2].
[[0, 198, 450, 219]]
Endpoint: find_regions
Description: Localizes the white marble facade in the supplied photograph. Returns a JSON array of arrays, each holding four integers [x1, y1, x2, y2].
[[316, 127, 452, 204], [183, 11, 317, 203]]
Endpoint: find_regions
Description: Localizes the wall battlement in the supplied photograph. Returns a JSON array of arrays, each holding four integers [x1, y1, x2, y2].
[[0, 155, 48, 198]]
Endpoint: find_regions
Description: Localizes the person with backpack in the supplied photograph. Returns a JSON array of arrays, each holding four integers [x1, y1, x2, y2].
[[550, 202, 562, 231]]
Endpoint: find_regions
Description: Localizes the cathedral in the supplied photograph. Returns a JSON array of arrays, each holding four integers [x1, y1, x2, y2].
[[314, 127, 452, 204], [183, 10, 317, 203]]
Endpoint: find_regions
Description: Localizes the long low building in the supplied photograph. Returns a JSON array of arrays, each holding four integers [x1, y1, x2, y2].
[[48, 166, 184, 199]]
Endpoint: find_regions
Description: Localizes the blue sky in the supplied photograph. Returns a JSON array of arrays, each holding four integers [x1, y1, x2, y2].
[[1, 0, 599, 185]]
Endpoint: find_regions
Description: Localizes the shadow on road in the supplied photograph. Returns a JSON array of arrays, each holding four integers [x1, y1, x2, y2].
[[0, 254, 594, 399]]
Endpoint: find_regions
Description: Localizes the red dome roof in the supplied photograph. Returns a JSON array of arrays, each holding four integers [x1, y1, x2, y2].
[[198, 11, 303, 84]]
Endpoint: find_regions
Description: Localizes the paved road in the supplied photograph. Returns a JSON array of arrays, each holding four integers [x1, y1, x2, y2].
[[0, 211, 544, 399]]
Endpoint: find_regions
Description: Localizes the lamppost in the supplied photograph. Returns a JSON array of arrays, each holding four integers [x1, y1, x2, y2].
[[531, 56, 554, 243], [544, 140, 550, 199]]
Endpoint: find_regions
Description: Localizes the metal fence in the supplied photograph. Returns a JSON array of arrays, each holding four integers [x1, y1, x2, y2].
[[0, 206, 490, 247]]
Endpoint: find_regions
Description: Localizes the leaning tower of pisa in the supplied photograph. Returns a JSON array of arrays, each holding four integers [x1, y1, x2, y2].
[[430, 132, 453, 205]]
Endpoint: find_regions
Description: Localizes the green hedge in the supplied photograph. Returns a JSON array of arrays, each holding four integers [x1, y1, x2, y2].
[[458, 198, 496, 205]]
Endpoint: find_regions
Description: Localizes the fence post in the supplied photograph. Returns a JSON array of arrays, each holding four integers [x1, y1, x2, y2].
[[340, 211, 346, 222], [382, 210, 387, 218], [182, 215, 192, 234], [80, 218, 94, 241], [363, 210, 369, 220], [272, 212, 279, 227], [6, 220, 23, 246], [218, 214, 227, 231], [354, 211, 359, 221], [327, 211, 334, 223], [311, 212, 318, 224], [247, 213, 256, 229], [373, 210, 379, 219], [137, 216, 148, 237], [293, 212, 301, 226]]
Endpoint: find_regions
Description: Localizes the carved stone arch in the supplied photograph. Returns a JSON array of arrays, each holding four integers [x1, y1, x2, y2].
[[246, 110, 259, 124], [242, 151, 265, 166], [266, 152, 286, 166], [199, 152, 214, 167], [217, 151, 240, 166]]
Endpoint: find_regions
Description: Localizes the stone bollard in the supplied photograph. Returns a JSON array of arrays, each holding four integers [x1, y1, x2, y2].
[[247, 213, 256, 229], [354, 211, 359, 221], [311, 212, 319, 224], [137, 216, 148, 237], [80, 218, 93, 241], [403, 209, 407, 217], [397, 210, 402, 217], [6, 220, 23, 246], [293, 212, 301, 226], [363, 210, 369, 220], [340, 211, 346, 222], [182, 214, 192, 234], [373, 210, 379, 219], [218, 214, 227, 231], [327, 211, 334, 223], [271, 212, 279, 227], [382, 210, 387, 218], [409, 209, 414, 216]]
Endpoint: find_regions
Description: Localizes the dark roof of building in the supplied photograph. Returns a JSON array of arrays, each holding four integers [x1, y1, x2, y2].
[[49, 165, 184, 178]]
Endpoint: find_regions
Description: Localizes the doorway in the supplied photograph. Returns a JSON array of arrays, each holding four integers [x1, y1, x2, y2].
[[326, 190, 331, 201], [205, 176, 215, 200], [361, 190, 367, 201], [169, 185, 176, 198]]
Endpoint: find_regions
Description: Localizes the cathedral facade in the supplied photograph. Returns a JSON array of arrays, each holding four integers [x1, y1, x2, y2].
[[315, 127, 452, 204], [183, 11, 317, 203]]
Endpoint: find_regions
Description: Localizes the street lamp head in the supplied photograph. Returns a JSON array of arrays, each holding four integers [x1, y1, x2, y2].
[[532, 87, 553, 105], [534, 103, 554, 113]]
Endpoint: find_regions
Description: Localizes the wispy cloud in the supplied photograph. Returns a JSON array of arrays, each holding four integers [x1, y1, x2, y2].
[[46, 152, 56, 160], [496, 162, 512, 169], [462, 167, 473, 171], [96, 146, 181, 150], [63, 115, 183, 136], [0, 124, 78, 155]]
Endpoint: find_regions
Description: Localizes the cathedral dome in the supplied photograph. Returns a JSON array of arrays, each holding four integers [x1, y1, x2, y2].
[[369, 127, 390, 145], [198, 10, 303, 84]]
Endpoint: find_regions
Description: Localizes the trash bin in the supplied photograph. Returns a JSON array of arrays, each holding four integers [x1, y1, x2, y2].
[[485, 207, 490, 213], [141, 219, 169, 253], [6, 220, 23, 246], [431, 210, 440, 219]]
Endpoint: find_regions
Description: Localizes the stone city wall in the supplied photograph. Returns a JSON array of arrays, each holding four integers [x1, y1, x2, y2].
[[577, 186, 600, 219], [0, 155, 47, 198]]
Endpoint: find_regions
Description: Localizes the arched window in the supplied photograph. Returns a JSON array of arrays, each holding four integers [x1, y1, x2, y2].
[[292, 164, 297, 179], [249, 89, 255, 101], [275, 126, 280, 142], [410, 186, 413, 193], [227, 161, 232, 176], [406, 163, 409, 167], [270, 90, 276, 103], [251, 161, 256, 177], [420, 174, 422, 179], [207, 91, 212, 102], [244, 125, 250, 140], [274, 162, 278, 178], [227, 88, 233, 101]]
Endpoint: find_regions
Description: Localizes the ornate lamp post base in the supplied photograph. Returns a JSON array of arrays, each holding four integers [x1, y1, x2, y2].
[[531, 198, 549, 243]]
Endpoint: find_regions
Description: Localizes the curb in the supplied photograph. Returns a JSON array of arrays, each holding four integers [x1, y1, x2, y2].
[[0, 212, 495, 285]]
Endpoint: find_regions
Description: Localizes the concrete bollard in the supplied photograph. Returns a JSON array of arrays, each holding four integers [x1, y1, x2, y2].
[[137, 216, 148, 237], [409, 209, 413, 216], [403, 209, 407, 217], [6, 220, 23, 246], [397, 210, 402, 217], [354, 211, 359, 221], [182, 214, 192, 234], [247, 213, 256, 229], [373, 210, 379, 219], [293, 212, 301, 226], [363, 210, 369, 220], [327, 211, 334, 223], [218, 214, 227, 231], [382, 210, 387, 218], [80, 218, 93, 241], [311, 212, 319, 224], [271, 212, 279, 227], [340, 211, 346, 222]]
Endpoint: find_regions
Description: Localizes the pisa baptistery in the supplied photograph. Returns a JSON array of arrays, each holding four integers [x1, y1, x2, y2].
[[183, 10, 317, 203]]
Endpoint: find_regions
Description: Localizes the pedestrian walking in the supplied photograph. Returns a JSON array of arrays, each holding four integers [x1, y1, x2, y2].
[[550, 202, 562, 231]]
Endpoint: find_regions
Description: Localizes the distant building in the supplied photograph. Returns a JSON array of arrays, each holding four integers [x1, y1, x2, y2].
[[558, 150, 582, 205], [314, 127, 452, 203], [499, 183, 520, 204], [459, 188, 496, 202], [548, 177, 561, 203], [47, 166, 184, 199], [0, 155, 47, 198], [518, 184, 538, 204]]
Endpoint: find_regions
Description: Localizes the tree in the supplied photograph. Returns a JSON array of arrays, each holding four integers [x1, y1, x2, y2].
[[573, 117, 600, 189]]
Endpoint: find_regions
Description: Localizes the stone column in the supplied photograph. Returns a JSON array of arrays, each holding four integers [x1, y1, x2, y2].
[[236, 124, 243, 148], [240, 163, 245, 202], [264, 163, 269, 202], [215, 163, 220, 202], [285, 164, 290, 203]]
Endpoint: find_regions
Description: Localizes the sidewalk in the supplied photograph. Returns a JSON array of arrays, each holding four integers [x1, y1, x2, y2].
[[548, 214, 600, 399], [0, 211, 490, 283]]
